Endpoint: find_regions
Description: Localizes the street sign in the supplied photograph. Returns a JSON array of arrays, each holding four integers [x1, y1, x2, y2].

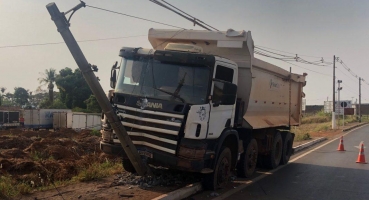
[[324, 100, 352, 114], [302, 99, 306, 111], [335, 100, 351, 115], [344, 108, 355, 115]]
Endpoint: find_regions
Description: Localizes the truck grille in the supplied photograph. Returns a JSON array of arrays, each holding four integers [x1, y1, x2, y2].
[[115, 105, 183, 154]]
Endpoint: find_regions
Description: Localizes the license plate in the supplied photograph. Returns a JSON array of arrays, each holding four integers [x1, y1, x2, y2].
[[138, 150, 153, 158]]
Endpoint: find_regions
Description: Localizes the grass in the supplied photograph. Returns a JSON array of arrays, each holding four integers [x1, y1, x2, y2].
[[293, 113, 362, 142], [90, 129, 100, 137], [0, 159, 123, 199], [302, 115, 330, 124], [73, 159, 122, 182], [0, 176, 33, 199], [30, 151, 44, 161]]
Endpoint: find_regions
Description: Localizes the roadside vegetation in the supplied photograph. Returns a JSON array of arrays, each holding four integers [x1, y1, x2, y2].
[[292, 109, 367, 142]]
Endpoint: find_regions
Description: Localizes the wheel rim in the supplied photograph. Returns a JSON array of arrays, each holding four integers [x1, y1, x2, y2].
[[217, 157, 230, 186]]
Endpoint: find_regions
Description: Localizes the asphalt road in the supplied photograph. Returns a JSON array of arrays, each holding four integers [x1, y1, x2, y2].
[[189, 125, 369, 200], [221, 125, 369, 200]]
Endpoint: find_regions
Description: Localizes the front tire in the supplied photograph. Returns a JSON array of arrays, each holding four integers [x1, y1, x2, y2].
[[122, 158, 136, 173], [237, 139, 258, 178], [203, 147, 232, 190]]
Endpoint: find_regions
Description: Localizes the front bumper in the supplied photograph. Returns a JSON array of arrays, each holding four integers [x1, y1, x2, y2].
[[100, 141, 213, 172]]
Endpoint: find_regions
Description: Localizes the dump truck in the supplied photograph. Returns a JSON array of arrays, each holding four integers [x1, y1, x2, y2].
[[100, 29, 307, 189]]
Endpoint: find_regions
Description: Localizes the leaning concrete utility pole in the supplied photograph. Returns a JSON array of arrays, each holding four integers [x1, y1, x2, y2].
[[332, 55, 336, 129], [46, 2, 150, 176]]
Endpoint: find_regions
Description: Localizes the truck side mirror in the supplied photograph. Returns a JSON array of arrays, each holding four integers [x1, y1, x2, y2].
[[110, 61, 118, 89], [110, 70, 116, 88]]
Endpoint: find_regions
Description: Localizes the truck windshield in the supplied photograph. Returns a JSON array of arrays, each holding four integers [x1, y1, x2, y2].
[[115, 57, 210, 104]]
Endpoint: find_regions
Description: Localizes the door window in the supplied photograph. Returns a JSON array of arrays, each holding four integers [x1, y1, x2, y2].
[[215, 65, 234, 83]]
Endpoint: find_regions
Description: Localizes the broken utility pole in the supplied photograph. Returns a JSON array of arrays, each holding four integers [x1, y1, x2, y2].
[[46, 2, 151, 176]]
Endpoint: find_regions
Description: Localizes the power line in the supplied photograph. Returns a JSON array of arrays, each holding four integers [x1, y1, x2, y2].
[[254, 49, 332, 76], [341, 82, 359, 96], [336, 67, 358, 83], [158, 0, 219, 31], [255, 45, 327, 59], [281, 60, 332, 77], [86, 5, 185, 29], [148, 0, 216, 31], [256, 46, 332, 66], [0, 35, 148, 49], [337, 59, 369, 86]]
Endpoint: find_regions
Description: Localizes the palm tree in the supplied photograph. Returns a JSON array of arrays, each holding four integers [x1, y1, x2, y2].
[[0, 87, 6, 106], [38, 68, 57, 103]]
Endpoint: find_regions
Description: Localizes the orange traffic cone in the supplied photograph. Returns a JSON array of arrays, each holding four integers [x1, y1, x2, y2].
[[356, 142, 367, 164], [337, 136, 345, 151]]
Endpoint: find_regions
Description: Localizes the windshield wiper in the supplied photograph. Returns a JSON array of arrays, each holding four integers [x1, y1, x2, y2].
[[153, 87, 185, 103]]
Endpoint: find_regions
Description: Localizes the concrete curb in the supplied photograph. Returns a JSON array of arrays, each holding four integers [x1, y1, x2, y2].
[[342, 122, 369, 132], [152, 182, 202, 200], [293, 137, 327, 154]]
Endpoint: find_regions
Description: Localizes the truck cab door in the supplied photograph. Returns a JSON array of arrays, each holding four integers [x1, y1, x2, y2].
[[207, 63, 238, 139]]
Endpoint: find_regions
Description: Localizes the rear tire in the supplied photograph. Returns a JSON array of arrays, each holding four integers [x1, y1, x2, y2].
[[203, 147, 232, 190], [237, 139, 258, 178], [280, 132, 293, 165], [264, 132, 283, 169], [122, 158, 136, 173]]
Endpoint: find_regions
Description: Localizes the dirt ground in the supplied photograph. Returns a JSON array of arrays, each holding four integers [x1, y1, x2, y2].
[[23, 176, 178, 200], [0, 128, 197, 200], [0, 128, 113, 186]]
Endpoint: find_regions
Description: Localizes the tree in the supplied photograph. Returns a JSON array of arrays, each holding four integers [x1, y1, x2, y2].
[[39, 98, 67, 109], [85, 95, 101, 113], [56, 68, 92, 109], [38, 68, 57, 104], [13, 87, 29, 106], [5, 92, 14, 105], [0, 87, 6, 106]]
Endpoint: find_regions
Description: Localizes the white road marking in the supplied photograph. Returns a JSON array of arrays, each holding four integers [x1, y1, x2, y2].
[[212, 124, 369, 200]]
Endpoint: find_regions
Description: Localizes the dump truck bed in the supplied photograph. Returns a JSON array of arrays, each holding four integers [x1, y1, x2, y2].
[[148, 28, 306, 129]]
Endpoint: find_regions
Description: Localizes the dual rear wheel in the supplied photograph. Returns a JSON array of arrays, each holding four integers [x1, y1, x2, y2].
[[258, 131, 293, 169]]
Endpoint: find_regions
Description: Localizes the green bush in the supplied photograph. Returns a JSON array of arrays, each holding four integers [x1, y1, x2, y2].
[[302, 116, 330, 124], [295, 133, 311, 141], [0, 176, 32, 199], [73, 160, 121, 182], [90, 129, 100, 137]]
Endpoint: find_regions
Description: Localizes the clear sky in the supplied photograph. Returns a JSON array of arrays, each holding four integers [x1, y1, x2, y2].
[[1, 0, 368, 105]]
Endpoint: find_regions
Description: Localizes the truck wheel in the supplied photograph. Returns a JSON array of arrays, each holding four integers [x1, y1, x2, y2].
[[203, 147, 232, 190], [122, 158, 136, 173], [264, 132, 283, 169], [280, 132, 293, 165], [237, 139, 258, 178]]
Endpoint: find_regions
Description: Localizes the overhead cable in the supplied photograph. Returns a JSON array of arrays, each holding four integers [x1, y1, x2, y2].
[[86, 5, 185, 29], [148, 0, 216, 31], [159, 0, 219, 31]]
